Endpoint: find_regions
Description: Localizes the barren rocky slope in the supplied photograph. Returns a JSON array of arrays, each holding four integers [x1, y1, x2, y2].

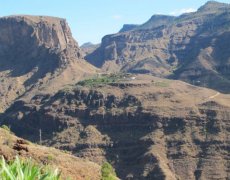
[[2, 74, 230, 179], [85, 1, 230, 93], [0, 128, 101, 180], [0, 15, 97, 112]]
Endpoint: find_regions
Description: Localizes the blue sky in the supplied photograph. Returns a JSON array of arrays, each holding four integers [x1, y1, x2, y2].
[[1, 0, 229, 45]]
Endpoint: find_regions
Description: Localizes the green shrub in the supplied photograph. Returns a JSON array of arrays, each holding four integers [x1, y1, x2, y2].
[[47, 155, 54, 162], [1, 125, 11, 132], [101, 162, 117, 180], [0, 156, 61, 180]]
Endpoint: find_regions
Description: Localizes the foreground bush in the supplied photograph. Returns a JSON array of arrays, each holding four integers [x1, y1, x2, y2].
[[101, 162, 117, 180], [0, 156, 61, 180], [1, 125, 11, 132]]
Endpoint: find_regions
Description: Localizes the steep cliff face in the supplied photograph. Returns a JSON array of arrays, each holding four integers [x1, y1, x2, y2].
[[0, 15, 82, 72], [85, 1, 230, 93], [0, 15, 96, 112], [2, 75, 230, 179]]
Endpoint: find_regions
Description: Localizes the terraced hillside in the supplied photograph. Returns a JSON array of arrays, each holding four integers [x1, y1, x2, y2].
[[2, 74, 230, 179]]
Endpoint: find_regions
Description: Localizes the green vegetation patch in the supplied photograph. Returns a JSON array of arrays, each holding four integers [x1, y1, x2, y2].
[[77, 73, 131, 87], [1, 125, 11, 132], [153, 81, 170, 87], [101, 162, 117, 180], [0, 156, 61, 180]]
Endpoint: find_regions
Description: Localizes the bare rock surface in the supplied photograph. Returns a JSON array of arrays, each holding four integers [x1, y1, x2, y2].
[[0, 15, 96, 112]]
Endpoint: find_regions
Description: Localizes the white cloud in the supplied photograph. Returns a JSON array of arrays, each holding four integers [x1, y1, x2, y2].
[[170, 8, 196, 16], [112, 15, 122, 20]]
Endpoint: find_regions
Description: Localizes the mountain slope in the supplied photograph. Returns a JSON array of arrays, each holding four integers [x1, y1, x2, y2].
[[85, 1, 230, 93], [0, 15, 97, 112], [119, 24, 139, 33], [0, 128, 101, 180], [2, 74, 230, 179]]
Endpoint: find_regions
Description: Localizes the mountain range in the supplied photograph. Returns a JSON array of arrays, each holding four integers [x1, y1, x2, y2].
[[85, 1, 230, 93], [0, 1, 230, 180]]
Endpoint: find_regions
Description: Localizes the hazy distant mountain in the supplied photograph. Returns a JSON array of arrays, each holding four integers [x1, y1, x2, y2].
[[119, 24, 139, 32], [136, 15, 175, 30], [85, 1, 230, 93], [81, 42, 100, 56], [119, 15, 175, 33]]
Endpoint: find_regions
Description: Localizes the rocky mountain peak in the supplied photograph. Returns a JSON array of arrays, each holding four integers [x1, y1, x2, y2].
[[81, 42, 96, 48], [81, 42, 100, 56], [0, 15, 82, 64], [148, 14, 175, 21], [85, 1, 230, 93], [118, 15, 175, 33], [119, 24, 139, 33], [198, 1, 230, 12], [137, 14, 175, 30], [0, 15, 95, 112]]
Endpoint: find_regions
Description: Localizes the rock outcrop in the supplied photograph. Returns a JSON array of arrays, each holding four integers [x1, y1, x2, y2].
[[0, 15, 96, 112], [85, 1, 230, 93], [2, 75, 230, 179]]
